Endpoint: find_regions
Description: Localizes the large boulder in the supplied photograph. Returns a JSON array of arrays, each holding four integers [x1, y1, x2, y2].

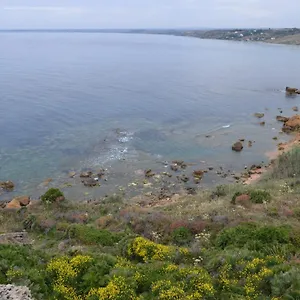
[[284, 115, 300, 131], [232, 141, 243, 152], [286, 87, 299, 93], [5, 196, 30, 209]]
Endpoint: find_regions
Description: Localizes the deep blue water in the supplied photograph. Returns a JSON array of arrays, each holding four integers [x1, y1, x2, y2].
[[1, 32, 299, 199]]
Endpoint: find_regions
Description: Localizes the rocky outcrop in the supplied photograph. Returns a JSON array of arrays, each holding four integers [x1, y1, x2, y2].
[[283, 115, 300, 132], [0, 284, 33, 300], [232, 141, 243, 152]]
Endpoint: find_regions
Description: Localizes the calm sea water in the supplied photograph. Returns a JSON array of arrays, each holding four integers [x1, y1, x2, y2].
[[1, 32, 299, 200]]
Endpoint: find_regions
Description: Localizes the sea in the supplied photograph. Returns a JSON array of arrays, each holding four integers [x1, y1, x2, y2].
[[1, 32, 299, 200]]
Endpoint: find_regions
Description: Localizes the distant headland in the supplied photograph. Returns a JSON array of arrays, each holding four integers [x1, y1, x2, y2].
[[2, 28, 300, 45]]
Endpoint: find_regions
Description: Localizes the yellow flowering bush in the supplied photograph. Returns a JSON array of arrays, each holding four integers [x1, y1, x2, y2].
[[128, 237, 175, 262], [47, 255, 92, 300], [88, 276, 139, 300]]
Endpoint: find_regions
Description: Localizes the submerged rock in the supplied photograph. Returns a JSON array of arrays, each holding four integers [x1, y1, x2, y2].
[[193, 170, 204, 180], [82, 178, 99, 187], [69, 171, 76, 178], [254, 113, 264, 118], [276, 116, 289, 122], [292, 106, 299, 112], [0, 181, 15, 191], [80, 171, 92, 178], [232, 141, 243, 152], [259, 121, 266, 126], [145, 169, 155, 178]]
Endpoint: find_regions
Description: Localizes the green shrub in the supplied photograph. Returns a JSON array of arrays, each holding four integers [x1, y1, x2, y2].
[[271, 147, 300, 179], [215, 185, 228, 197], [249, 190, 271, 203], [0, 245, 50, 297], [215, 223, 291, 251], [271, 267, 300, 298], [41, 188, 64, 204], [171, 227, 193, 246], [69, 225, 121, 246]]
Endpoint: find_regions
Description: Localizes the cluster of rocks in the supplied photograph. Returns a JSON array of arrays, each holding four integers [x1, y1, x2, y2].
[[281, 115, 300, 132], [232, 140, 254, 152], [78, 169, 106, 187], [1, 196, 31, 210]]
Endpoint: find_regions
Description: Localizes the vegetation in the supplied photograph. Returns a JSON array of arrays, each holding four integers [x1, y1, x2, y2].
[[3, 148, 300, 299], [41, 188, 64, 204]]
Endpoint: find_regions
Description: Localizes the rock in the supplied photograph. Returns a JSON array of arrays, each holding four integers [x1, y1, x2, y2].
[[259, 121, 265, 126], [235, 194, 251, 208], [58, 240, 70, 251], [276, 116, 289, 122], [170, 164, 179, 172], [193, 170, 204, 179], [172, 160, 187, 169], [286, 87, 299, 93], [273, 137, 278, 140], [82, 178, 98, 187], [232, 141, 243, 152], [145, 169, 155, 178], [284, 115, 300, 131], [186, 187, 197, 195], [248, 141, 253, 147], [0, 232, 31, 245], [0, 181, 14, 191], [43, 178, 52, 186], [208, 167, 214, 171], [239, 139, 245, 142], [293, 106, 299, 112], [212, 215, 229, 225], [97, 169, 105, 177], [69, 171, 76, 178], [4, 196, 30, 209], [0, 284, 33, 300], [179, 175, 189, 183], [254, 113, 264, 118], [80, 171, 92, 178]]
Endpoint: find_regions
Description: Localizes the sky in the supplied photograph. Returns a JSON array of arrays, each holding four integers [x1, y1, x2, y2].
[[0, 0, 299, 29]]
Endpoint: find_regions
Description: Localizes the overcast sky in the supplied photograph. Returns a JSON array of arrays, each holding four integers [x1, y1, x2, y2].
[[0, 0, 299, 29]]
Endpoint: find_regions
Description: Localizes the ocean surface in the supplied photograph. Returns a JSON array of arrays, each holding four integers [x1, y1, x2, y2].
[[1, 32, 299, 200]]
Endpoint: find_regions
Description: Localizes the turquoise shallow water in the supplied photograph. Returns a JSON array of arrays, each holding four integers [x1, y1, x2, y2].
[[0, 32, 299, 200]]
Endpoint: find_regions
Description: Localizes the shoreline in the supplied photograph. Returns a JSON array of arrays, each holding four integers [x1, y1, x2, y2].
[[244, 133, 300, 184]]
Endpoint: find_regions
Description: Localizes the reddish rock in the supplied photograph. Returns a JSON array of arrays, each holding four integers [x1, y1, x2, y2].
[[5, 196, 30, 209], [235, 194, 251, 208], [232, 142, 243, 152], [285, 115, 300, 131], [5, 199, 21, 209], [17, 196, 30, 206], [259, 121, 265, 126], [292, 106, 299, 112], [193, 170, 204, 179], [286, 87, 299, 93]]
